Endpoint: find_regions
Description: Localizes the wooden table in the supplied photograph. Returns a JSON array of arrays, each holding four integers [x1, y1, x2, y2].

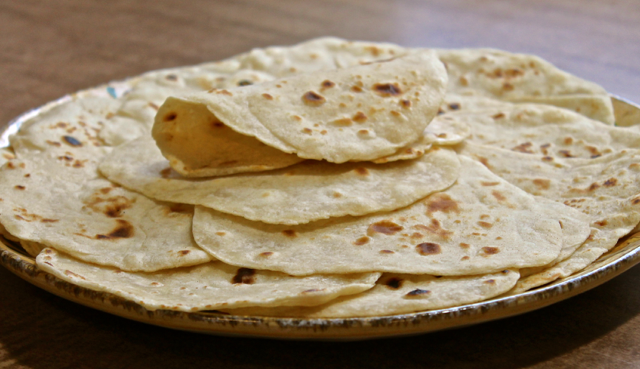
[[1, 1, 639, 367]]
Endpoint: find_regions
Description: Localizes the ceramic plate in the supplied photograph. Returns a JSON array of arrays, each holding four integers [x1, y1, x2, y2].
[[1, 79, 639, 340]]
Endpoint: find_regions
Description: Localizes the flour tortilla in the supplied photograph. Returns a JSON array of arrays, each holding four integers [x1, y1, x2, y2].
[[153, 51, 448, 164], [459, 143, 640, 291], [0, 110, 212, 272], [221, 270, 519, 318], [453, 104, 640, 158], [193, 156, 588, 276], [36, 248, 380, 312], [437, 48, 614, 124], [99, 139, 460, 225], [152, 97, 303, 177]]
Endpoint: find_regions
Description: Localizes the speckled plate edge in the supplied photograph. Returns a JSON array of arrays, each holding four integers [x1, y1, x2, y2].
[[1, 81, 639, 340]]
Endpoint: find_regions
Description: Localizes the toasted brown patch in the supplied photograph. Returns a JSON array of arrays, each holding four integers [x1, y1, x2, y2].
[[231, 268, 256, 284], [354, 167, 369, 176], [481, 246, 500, 256], [477, 221, 493, 229], [95, 219, 135, 240], [282, 230, 297, 238], [215, 231, 226, 236], [262, 93, 274, 100], [511, 142, 534, 153], [416, 219, 453, 238], [333, 118, 353, 126], [558, 150, 574, 158], [368, 220, 404, 235], [481, 181, 500, 187], [179, 250, 191, 256], [65, 270, 86, 280], [564, 137, 574, 145], [351, 85, 363, 93], [353, 111, 368, 123], [416, 242, 442, 255], [492, 191, 506, 202], [604, 178, 618, 187], [492, 113, 505, 119], [379, 250, 395, 254], [163, 112, 177, 122], [484, 279, 496, 285], [459, 243, 470, 249], [448, 103, 460, 110], [321, 80, 335, 89], [259, 252, 273, 257], [353, 236, 370, 246], [14, 185, 25, 190], [425, 193, 460, 215], [533, 179, 551, 190], [400, 99, 412, 109], [302, 91, 326, 105], [373, 83, 402, 97]]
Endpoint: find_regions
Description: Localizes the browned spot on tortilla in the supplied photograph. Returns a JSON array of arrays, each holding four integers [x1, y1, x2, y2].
[[437, 108, 445, 115], [351, 85, 363, 93], [604, 178, 618, 187], [512, 142, 534, 153], [481, 246, 500, 256], [46, 140, 61, 147], [302, 91, 326, 105], [492, 113, 505, 119], [352, 111, 368, 123], [354, 167, 369, 176], [353, 236, 370, 245], [492, 191, 506, 201], [262, 93, 273, 100], [564, 137, 574, 145], [632, 197, 640, 205], [320, 130, 327, 135], [400, 99, 412, 109], [558, 150, 574, 158], [478, 221, 493, 229], [41, 219, 59, 223], [448, 103, 460, 110], [302, 128, 313, 134], [216, 89, 232, 96], [259, 252, 273, 257], [380, 250, 395, 254], [95, 219, 134, 240], [333, 192, 343, 198], [86, 194, 133, 218], [333, 118, 353, 126], [459, 243, 470, 249], [65, 270, 86, 280], [459, 76, 469, 86], [72, 159, 87, 168], [163, 112, 177, 122], [484, 279, 496, 285], [321, 80, 335, 89], [231, 268, 256, 284], [14, 185, 25, 190], [502, 82, 514, 91], [416, 242, 441, 255], [373, 83, 402, 97], [571, 182, 600, 193], [410, 232, 423, 239], [357, 129, 369, 135], [425, 193, 460, 215], [215, 231, 226, 236], [282, 230, 297, 238], [461, 256, 470, 260], [533, 179, 551, 189], [558, 221, 563, 229], [160, 167, 172, 178], [368, 220, 403, 235], [481, 181, 500, 186], [477, 156, 490, 168], [179, 250, 191, 256], [405, 289, 430, 297], [416, 219, 453, 238], [595, 220, 608, 227], [629, 163, 640, 169], [542, 156, 554, 162], [148, 102, 159, 110], [385, 277, 403, 289]]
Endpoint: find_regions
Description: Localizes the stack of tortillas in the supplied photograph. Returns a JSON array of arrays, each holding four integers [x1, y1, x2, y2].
[[1, 37, 639, 318]]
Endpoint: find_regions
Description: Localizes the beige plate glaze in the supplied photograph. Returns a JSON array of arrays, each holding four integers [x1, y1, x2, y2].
[[0, 79, 639, 340]]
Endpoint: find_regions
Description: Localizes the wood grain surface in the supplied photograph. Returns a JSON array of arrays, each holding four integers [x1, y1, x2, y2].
[[1, 0, 639, 367]]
